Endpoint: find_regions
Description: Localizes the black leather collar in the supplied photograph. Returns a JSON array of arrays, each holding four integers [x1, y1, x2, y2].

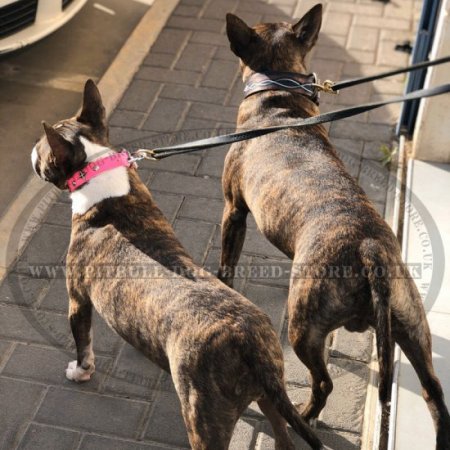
[[243, 71, 319, 104]]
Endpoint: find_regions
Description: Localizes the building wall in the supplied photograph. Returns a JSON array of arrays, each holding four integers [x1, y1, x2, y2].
[[413, 2, 450, 162]]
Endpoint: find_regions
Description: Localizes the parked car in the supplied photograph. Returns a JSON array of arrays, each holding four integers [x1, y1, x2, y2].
[[0, 0, 87, 54]]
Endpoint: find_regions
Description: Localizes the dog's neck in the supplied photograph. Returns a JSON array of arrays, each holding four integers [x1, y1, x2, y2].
[[70, 137, 130, 215], [238, 89, 320, 128]]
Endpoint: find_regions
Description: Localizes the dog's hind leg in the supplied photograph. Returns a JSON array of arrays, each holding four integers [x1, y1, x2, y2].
[[65, 292, 95, 382], [290, 325, 333, 422], [218, 199, 248, 288], [258, 396, 296, 450], [287, 279, 333, 422], [392, 292, 450, 450]]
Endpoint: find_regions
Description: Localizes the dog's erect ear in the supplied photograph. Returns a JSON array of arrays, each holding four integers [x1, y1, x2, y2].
[[77, 79, 106, 128], [293, 4, 322, 53], [226, 13, 257, 59], [42, 121, 72, 166]]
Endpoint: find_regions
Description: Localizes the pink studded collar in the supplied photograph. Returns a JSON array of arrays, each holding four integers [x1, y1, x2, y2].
[[67, 150, 131, 192]]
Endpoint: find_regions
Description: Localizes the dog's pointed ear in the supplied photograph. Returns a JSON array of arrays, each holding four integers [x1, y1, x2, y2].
[[77, 79, 106, 128], [42, 121, 72, 166], [226, 13, 256, 59], [293, 4, 322, 53]]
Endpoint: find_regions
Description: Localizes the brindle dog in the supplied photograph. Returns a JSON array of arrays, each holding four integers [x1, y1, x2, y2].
[[31, 80, 324, 450], [218, 5, 450, 449]]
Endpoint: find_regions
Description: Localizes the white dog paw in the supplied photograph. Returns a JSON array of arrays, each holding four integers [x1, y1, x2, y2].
[[65, 360, 95, 382]]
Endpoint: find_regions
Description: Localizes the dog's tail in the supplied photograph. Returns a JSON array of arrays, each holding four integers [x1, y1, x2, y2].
[[243, 340, 324, 450], [267, 383, 324, 450], [360, 239, 393, 406]]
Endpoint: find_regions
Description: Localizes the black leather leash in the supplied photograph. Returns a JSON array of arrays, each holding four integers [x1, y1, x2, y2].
[[331, 55, 450, 91], [131, 57, 450, 161]]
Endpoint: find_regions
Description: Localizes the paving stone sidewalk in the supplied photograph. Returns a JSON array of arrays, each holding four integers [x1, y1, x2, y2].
[[0, 0, 420, 448]]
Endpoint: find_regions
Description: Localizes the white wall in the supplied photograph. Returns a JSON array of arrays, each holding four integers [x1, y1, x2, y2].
[[413, 1, 450, 162]]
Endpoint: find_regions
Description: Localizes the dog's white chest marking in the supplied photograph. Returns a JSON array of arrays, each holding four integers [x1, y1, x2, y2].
[[70, 138, 130, 215]]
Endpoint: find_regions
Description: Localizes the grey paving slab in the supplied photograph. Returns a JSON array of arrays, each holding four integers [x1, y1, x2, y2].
[[202, 247, 250, 293], [203, 0, 239, 20], [151, 191, 184, 224], [257, 423, 361, 450], [0, 377, 45, 449], [167, 16, 224, 33], [248, 256, 291, 288], [320, 359, 370, 433], [189, 102, 238, 123], [35, 387, 149, 438], [109, 127, 157, 148], [43, 201, 72, 227], [151, 28, 190, 54], [144, 390, 190, 448], [202, 59, 239, 89], [281, 333, 311, 386], [0, 304, 73, 349], [138, 168, 153, 186], [118, 80, 161, 112], [173, 218, 216, 264], [0, 303, 121, 355], [175, 42, 217, 72], [104, 343, 161, 399], [79, 435, 170, 450], [243, 283, 288, 335], [140, 153, 201, 175], [196, 146, 229, 178], [174, 4, 202, 17], [0, 273, 49, 307], [229, 418, 259, 450], [16, 224, 71, 275], [109, 109, 147, 129], [143, 52, 176, 68], [358, 158, 389, 204], [0, 340, 13, 368], [142, 98, 188, 132], [191, 30, 229, 46], [330, 328, 373, 363], [39, 278, 69, 313], [136, 66, 201, 85], [150, 171, 223, 199], [160, 84, 228, 104], [178, 195, 224, 223], [212, 226, 288, 260], [2, 343, 112, 391], [17, 423, 80, 450]]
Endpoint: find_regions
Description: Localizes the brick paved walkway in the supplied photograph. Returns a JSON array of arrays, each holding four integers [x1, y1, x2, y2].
[[0, 0, 419, 448]]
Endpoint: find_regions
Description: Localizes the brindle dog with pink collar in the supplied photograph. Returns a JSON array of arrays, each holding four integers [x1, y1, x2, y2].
[[31, 80, 324, 450], [218, 5, 450, 449]]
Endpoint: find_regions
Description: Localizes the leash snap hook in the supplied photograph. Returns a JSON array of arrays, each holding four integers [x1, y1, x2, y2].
[[129, 149, 158, 163], [314, 79, 338, 94]]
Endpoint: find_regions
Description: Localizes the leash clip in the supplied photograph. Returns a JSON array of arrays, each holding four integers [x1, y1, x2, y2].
[[314, 79, 338, 94], [129, 149, 158, 162]]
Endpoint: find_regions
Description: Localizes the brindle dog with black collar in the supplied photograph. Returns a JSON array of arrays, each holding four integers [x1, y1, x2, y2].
[[31, 80, 325, 450], [218, 5, 450, 449]]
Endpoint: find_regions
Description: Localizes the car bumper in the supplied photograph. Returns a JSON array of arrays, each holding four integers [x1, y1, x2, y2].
[[0, 0, 88, 54]]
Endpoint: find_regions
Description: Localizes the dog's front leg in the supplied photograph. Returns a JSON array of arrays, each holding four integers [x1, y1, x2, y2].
[[218, 201, 248, 288], [66, 294, 95, 382]]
